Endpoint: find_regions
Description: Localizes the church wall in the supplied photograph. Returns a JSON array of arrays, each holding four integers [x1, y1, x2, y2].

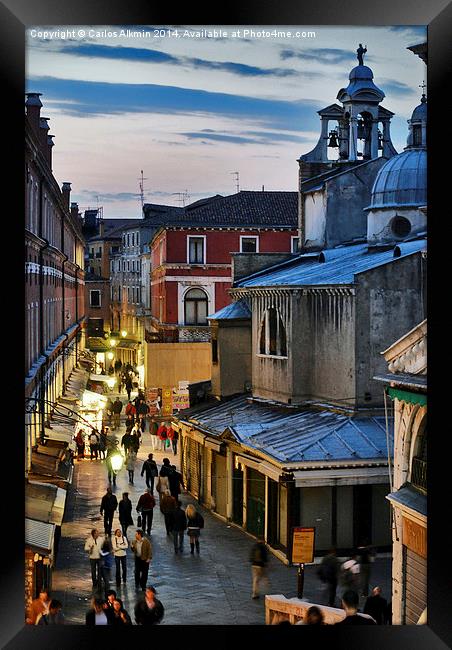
[[303, 190, 327, 249], [325, 157, 388, 248], [354, 253, 425, 408], [367, 207, 426, 245]]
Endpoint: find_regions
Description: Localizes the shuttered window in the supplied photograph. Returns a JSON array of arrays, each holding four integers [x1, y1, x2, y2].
[[403, 546, 427, 624]]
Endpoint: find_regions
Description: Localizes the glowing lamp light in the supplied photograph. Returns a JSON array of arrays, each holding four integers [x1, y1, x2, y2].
[[121, 330, 127, 338], [107, 378, 116, 389], [109, 339, 118, 347], [107, 352, 114, 360], [110, 453, 123, 472]]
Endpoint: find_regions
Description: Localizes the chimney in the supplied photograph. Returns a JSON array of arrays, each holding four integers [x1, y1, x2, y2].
[[70, 202, 79, 221], [25, 92, 43, 133], [39, 117, 50, 153], [47, 134, 55, 170], [61, 182, 71, 212]]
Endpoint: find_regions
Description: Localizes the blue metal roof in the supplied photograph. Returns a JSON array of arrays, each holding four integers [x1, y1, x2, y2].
[[235, 240, 426, 288], [182, 396, 392, 464], [207, 300, 251, 321], [368, 149, 426, 209]]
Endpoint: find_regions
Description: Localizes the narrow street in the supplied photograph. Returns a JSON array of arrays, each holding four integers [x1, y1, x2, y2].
[[51, 394, 392, 625]]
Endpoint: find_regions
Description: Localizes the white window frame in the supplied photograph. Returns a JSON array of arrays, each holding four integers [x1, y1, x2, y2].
[[240, 235, 259, 253], [187, 235, 207, 265], [291, 236, 300, 253], [89, 289, 101, 308]]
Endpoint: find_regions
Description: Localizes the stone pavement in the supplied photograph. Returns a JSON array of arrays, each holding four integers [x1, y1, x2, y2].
[[52, 390, 392, 625]]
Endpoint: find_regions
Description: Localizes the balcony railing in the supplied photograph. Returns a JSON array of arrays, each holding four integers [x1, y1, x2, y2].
[[411, 457, 427, 493]]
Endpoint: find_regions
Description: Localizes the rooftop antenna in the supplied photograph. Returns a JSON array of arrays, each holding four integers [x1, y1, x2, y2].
[[230, 171, 240, 193], [172, 190, 190, 207], [138, 169, 148, 212]]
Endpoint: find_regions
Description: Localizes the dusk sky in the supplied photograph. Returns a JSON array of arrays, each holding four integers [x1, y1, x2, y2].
[[26, 25, 426, 219]]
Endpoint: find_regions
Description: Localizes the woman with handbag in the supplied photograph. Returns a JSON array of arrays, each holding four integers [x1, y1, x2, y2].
[[185, 504, 204, 555]]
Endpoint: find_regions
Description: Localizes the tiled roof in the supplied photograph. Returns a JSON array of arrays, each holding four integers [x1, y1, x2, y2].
[[235, 240, 426, 288], [148, 191, 298, 228], [181, 395, 393, 464]]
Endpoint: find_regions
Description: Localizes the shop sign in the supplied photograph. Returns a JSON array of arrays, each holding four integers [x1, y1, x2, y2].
[[146, 388, 160, 415], [173, 388, 190, 411], [402, 517, 427, 559], [161, 387, 173, 416], [291, 527, 315, 564]]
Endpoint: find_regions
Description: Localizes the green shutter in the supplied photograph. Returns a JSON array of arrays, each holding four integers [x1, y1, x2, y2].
[[386, 387, 427, 407]]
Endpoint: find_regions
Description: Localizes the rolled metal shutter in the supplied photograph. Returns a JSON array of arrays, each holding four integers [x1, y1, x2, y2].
[[404, 546, 427, 624], [185, 438, 201, 499]]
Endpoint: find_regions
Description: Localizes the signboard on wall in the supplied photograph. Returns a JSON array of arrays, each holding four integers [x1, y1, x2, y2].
[[161, 387, 173, 416], [173, 388, 190, 411], [146, 388, 160, 415], [291, 527, 315, 564], [402, 517, 427, 559]]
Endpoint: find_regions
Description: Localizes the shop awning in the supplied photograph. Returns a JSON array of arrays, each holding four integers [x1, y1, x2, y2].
[[259, 461, 282, 483], [25, 482, 67, 526], [86, 337, 110, 352], [385, 386, 427, 407], [204, 437, 223, 452], [25, 518, 55, 554], [293, 466, 390, 487]]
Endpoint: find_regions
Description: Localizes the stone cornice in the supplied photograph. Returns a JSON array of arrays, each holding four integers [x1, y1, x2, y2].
[[382, 319, 427, 375]]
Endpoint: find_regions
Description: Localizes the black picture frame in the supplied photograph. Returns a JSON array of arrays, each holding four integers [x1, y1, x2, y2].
[[4, 0, 450, 646]]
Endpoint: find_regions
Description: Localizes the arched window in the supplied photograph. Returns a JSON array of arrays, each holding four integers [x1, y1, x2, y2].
[[259, 307, 287, 357], [184, 288, 208, 325]]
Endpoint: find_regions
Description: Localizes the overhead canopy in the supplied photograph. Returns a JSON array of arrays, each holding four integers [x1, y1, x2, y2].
[[25, 518, 55, 554]]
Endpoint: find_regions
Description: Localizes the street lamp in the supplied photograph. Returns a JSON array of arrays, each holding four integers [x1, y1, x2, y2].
[[121, 330, 127, 338], [109, 338, 118, 348]]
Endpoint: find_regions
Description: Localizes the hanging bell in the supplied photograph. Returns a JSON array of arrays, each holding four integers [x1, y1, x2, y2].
[[357, 118, 365, 140], [327, 129, 339, 148], [377, 129, 383, 150]]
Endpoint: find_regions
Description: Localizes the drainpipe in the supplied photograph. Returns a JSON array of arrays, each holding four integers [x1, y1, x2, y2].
[[38, 178, 50, 441]]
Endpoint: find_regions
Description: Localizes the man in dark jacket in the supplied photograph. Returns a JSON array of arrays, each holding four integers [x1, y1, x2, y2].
[[141, 454, 158, 492], [335, 590, 377, 625], [168, 465, 185, 499], [363, 586, 389, 624], [170, 501, 187, 554], [318, 547, 340, 607], [136, 489, 156, 535], [118, 492, 134, 536], [134, 586, 164, 625], [105, 447, 117, 486], [85, 598, 115, 625], [100, 486, 118, 536], [121, 430, 132, 455], [112, 398, 123, 430]]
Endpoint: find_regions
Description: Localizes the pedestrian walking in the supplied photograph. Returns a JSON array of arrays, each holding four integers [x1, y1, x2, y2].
[[141, 453, 158, 492], [129, 428, 141, 454], [317, 547, 340, 607], [149, 419, 159, 451], [74, 429, 85, 460], [250, 539, 269, 599], [134, 585, 164, 625], [105, 398, 114, 427], [36, 599, 65, 625], [125, 414, 135, 433], [118, 492, 134, 536], [84, 529, 104, 589], [121, 429, 132, 455], [112, 528, 128, 586], [169, 427, 179, 456], [363, 586, 389, 624], [112, 397, 123, 431], [357, 539, 376, 598], [169, 500, 187, 554], [114, 359, 122, 376], [136, 488, 156, 535], [105, 446, 118, 486], [105, 589, 117, 610], [125, 400, 137, 420], [131, 529, 152, 591], [168, 465, 185, 499], [160, 490, 177, 535], [159, 457, 172, 477], [138, 414, 147, 433], [125, 374, 134, 401], [89, 430, 100, 460], [157, 423, 168, 451], [85, 597, 115, 625], [335, 590, 376, 625], [126, 449, 137, 484], [100, 486, 118, 536], [185, 504, 204, 555], [111, 598, 132, 625], [99, 537, 114, 599], [99, 427, 108, 460], [26, 588, 51, 625], [340, 554, 361, 591]]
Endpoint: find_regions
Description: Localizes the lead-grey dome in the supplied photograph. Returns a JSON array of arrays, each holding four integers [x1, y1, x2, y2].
[[369, 149, 427, 208], [411, 95, 427, 121]]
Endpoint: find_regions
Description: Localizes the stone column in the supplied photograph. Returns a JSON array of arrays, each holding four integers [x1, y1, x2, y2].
[[370, 119, 379, 159], [349, 117, 358, 161], [319, 117, 329, 161], [242, 465, 248, 529], [382, 120, 392, 157], [226, 447, 233, 520]]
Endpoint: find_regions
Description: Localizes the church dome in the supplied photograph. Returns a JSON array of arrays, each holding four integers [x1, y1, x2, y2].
[[337, 64, 385, 103], [411, 95, 427, 121], [349, 65, 374, 80], [369, 149, 426, 209]]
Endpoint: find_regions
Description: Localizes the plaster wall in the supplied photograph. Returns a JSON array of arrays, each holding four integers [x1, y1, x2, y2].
[[211, 321, 251, 397], [144, 342, 211, 387], [303, 190, 327, 249], [367, 207, 426, 244]]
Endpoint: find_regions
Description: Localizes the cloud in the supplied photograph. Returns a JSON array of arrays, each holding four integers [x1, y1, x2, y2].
[[280, 47, 356, 65], [57, 43, 300, 78], [27, 76, 320, 132], [380, 79, 417, 98], [182, 132, 266, 145]]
